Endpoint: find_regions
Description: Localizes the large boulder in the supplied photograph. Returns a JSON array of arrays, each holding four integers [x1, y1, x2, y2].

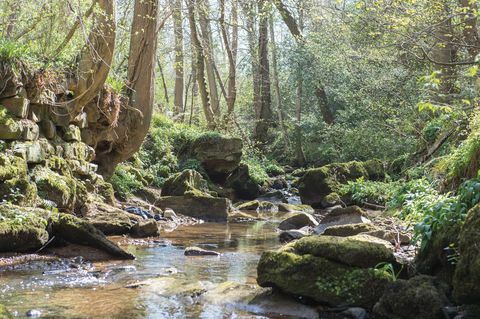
[[257, 251, 391, 308], [155, 195, 232, 221], [324, 223, 377, 237], [83, 203, 137, 235], [373, 275, 449, 319], [453, 204, 480, 304], [161, 169, 210, 197], [191, 134, 242, 180], [298, 160, 384, 208], [0, 205, 49, 252], [315, 206, 371, 234], [52, 213, 134, 260], [278, 212, 318, 230], [226, 163, 261, 200]]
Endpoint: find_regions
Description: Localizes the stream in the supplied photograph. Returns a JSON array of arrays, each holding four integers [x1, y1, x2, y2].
[[0, 221, 318, 319]]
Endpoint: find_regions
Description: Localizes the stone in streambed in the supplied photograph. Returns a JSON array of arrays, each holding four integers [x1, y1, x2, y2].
[[323, 223, 377, 237], [83, 203, 137, 235], [131, 220, 159, 238], [226, 163, 261, 200], [315, 206, 371, 234], [279, 229, 309, 243], [184, 246, 220, 256], [161, 169, 210, 197], [277, 203, 314, 214], [278, 212, 318, 230], [155, 195, 231, 221], [0, 304, 13, 319]]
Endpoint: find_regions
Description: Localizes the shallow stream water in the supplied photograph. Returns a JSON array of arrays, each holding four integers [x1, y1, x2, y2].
[[0, 221, 317, 319]]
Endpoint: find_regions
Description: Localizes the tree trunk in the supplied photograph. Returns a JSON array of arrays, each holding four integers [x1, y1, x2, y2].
[[73, 0, 116, 114], [188, 0, 216, 129], [253, 0, 273, 143], [273, 0, 334, 125], [172, 0, 185, 119], [96, 0, 158, 177], [269, 15, 290, 149], [295, 1, 306, 165], [220, 0, 238, 120], [459, 0, 480, 60], [198, 0, 221, 117]]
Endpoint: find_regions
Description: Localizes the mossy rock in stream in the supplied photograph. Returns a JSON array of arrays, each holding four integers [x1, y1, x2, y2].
[[453, 203, 480, 304], [0, 204, 49, 252], [161, 169, 211, 197], [0, 177, 37, 206], [257, 251, 391, 308], [32, 166, 77, 210], [0, 153, 27, 181], [298, 160, 385, 208], [323, 223, 378, 237]]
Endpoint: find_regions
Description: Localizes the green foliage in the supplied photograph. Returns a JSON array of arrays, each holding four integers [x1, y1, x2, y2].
[[340, 177, 399, 206], [0, 38, 31, 63], [106, 76, 125, 94], [265, 162, 285, 176], [109, 164, 143, 199], [374, 262, 400, 282]]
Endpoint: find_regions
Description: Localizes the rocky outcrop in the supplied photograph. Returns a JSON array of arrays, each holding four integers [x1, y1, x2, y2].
[[155, 195, 232, 221], [83, 203, 138, 235], [226, 163, 261, 200], [257, 234, 395, 308], [373, 275, 449, 319], [161, 169, 210, 197], [191, 134, 242, 180], [315, 206, 371, 234], [298, 160, 385, 208]]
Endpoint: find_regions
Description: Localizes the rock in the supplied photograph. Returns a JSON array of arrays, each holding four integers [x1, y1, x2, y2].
[[453, 203, 480, 303], [162, 169, 210, 197], [341, 307, 367, 319], [324, 223, 377, 237], [257, 250, 391, 308], [0, 97, 29, 118], [0, 153, 27, 181], [32, 166, 76, 210], [373, 275, 449, 319], [41, 119, 56, 139], [184, 246, 220, 256], [294, 234, 395, 268], [84, 203, 136, 235], [315, 206, 371, 234], [0, 205, 49, 252], [63, 124, 81, 142], [228, 211, 261, 221], [52, 213, 134, 260], [25, 309, 42, 317], [257, 190, 287, 203], [271, 176, 288, 189], [279, 229, 309, 243], [155, 195, 232, 221], [226, 163, 261, 200], [0, 177, 37, 206], [365, 229, 411, 245], [298, 160, 384, 208], [163, 208, 177, 219], [278, 212, 319, 230], [236, 200, 260, 211], [0, 118, 23, 139], [278, 203, 314, 214], [131, 220, 159, 238], [0, 304, 13, 319], [12, 141, 46, 164], [192, 134, 242, 179]]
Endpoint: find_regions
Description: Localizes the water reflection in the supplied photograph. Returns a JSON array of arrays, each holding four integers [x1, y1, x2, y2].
[[0, 221, 296, 319]]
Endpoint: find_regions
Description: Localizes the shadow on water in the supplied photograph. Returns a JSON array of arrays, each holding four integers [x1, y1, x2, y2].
[[0, 221, 317, 319]]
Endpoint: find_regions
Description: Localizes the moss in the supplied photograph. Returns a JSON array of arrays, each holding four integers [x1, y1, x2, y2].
[[0, 204, 50, 252], [0, 304, 13, 319], [0, 177, 37, 206], [257, 251, 390, 308], [293, 234, 395, 268], [236, 200, 260, 211], [162, 169, 210, 197], [33, 167, 76, 210], [0, 153, 27, 181]]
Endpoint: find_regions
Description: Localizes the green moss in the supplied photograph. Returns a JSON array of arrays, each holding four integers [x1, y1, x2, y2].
[[162, 169, 211, 197], [0, 304, 13, 319], [0, 177, 37, 206], [109, 164, 144, 200], [0, 153, 27, 181], [33, 167, 76, 210], [236, 200, 260, 211], [323, 223, 377, 237]]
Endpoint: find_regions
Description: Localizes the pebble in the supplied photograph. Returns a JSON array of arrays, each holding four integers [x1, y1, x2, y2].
[[26, 309, 42, 317]]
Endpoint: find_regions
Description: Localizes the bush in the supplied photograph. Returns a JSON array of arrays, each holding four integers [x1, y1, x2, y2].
[[265, 163, 285, 176]]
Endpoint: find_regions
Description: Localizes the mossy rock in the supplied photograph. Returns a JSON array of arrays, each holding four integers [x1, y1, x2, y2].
[[51, 213, 134, 260], [293, 234, 395, 268], [323, 223, 378, 237], [453, 203, 480, 304], [257, 251, 391, 308], [298, 160, 384, 208], [0, 153, 27, 181], [277, 203, 314, 214], [84, 203, 137, 235], [0, 177, 37, 206], [0, 204, 49, 252], [226, 163, 261, 200], [236, 200, 260, 211], [278, 212, 318, 230], [0, 304, 13, 319], [373, 275, 449, 319], [162, 169, 210, 197], [32, 166, 76, 210]]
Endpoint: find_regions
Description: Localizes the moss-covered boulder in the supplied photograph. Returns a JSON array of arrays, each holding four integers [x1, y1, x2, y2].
[[226, 163, 261, 200], [0, 153, 27, 181], [52, 213, 134, 260], [373, 275, 449, 319], [236, 200, 261, 211], [192, 134, 242, 180], [324, 223, 377, 237], [0, 177, 37, 206], [277, 203, 314, 214], [453, 204, 480, 304], [298, 160, 384, 208], [162, 169, 210, 197], [32, 166, 77, 210], [83, 203, 137, 235], [293, 234, 395, 268], [155, 195, 232, 221], [257, 251, 391, 308], [0, 204, 49, 252], [315, 206, 371, 234], [278, 212, 318, 230]]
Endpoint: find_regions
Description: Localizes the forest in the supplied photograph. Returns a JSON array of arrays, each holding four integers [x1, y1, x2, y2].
[[0, 0, 480, 318]]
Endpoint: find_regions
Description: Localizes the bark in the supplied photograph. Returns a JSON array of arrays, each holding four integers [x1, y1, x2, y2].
[[74, 0, 116, 114], [96, 0, 158, 176], [273, 0, 334, 124], [172, 0, 185, 118], [198, 0, 221, 117], [295, 1, 306, 165], [157, 58, 169, 106], [188, 0, 216, 129], [220, 0, 238, 118], [269, 15, 290, 149], [253, 0, 273, 143]]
